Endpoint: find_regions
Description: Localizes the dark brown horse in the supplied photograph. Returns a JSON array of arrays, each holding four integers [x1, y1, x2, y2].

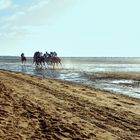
[[34, 56, 45, 67], [21, 53, 26, 64], [33, 52, 46, 68]]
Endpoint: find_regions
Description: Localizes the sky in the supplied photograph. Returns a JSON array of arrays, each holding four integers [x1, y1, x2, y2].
[[0, 0, 140, 57]]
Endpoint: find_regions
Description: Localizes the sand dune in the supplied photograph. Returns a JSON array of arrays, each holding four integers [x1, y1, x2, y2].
[[0, 70, 140, 140]]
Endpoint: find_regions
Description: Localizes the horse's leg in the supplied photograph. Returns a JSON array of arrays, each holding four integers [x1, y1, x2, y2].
[[46, 62, 49, 69], [36, 61, 39, 68], [43, 62, 47, 69], [41, 61, 44, 69], [41, 60, 45, 69], [39, 62, 42, 68], [23, 60, 26, 65], [53, 62, 55, 69], [41, 62, 44, 69], [42, 59, 46, 69], [59, 61, 62, 67], [53, 64, 54, 69]]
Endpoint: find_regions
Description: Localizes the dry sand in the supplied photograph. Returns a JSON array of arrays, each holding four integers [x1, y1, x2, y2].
[[0, 70, 140, 140]]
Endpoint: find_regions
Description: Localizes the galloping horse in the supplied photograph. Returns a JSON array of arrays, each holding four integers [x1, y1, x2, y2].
[[21, 53, 26, 64], [33, 52, 45, 68], [44, 55, 61, 69]]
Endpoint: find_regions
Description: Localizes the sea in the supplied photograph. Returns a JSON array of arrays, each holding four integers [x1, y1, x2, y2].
[[0, 56, 140, 99]]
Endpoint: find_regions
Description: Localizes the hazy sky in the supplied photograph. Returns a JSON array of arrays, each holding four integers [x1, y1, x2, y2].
[[0, 0, 140, 57]]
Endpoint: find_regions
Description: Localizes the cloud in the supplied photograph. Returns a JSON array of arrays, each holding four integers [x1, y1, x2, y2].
[[0, 0, 50, 39], [0, 0, 76, 39], [0, 0, 12, 10], [27, 0, 49, 11], [0, 0, 18, 10]]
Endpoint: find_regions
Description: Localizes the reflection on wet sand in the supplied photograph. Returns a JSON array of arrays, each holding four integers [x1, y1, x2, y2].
[[33, 68, 60, 79], [21, 65, 27, 73]]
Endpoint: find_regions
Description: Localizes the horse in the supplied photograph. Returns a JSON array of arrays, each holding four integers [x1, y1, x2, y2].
[[33, 52, 46, 68], [21, 53, 26, 64], [44, 55, 61, 69]]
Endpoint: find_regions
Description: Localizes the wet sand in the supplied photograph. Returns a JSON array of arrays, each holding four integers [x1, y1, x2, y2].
[[0, 70, 140, 140], [87, 71, 140, 80]]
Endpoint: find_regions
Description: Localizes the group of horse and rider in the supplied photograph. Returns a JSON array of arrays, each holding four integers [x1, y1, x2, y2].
[[21, 51, 61, 69]]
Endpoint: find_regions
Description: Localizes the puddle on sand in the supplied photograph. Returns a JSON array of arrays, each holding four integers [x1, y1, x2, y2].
[[103, 86, 140, 99], [94, 80, 140, 99], [57, 72, 140, 99], [110, 80, 134, 84]]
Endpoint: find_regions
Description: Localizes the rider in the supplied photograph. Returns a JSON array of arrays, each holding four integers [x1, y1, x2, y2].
[[50, 52, 53, 57], [50, 51, 57, 57], [21, 53, 25, 60], [53, 51, 57, 57], [21, 53, 27, 63], [40, 52, 43, 57], [44, 51, 49, 57], [34, 51, 40, 61], [21, 53, 24, 57]]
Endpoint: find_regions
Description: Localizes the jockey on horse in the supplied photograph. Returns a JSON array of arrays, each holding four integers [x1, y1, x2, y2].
[[33, 51, 45, 67], [44, 51, 61, 68], [21, 53, 26, 64]]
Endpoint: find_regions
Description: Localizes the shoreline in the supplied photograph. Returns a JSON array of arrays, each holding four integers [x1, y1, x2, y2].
[[0, 70, 140, 140], [1, 67, 140, 99]]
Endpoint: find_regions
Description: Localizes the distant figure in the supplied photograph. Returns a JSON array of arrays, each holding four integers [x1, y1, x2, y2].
[[21, 53, 26, 64]]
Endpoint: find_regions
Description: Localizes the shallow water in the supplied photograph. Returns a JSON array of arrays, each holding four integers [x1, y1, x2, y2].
[[0, 57, 140, 99]]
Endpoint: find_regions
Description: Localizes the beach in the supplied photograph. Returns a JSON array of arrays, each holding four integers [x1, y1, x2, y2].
[[1, 57, 140, 99], [0, 70, 140, 140]]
